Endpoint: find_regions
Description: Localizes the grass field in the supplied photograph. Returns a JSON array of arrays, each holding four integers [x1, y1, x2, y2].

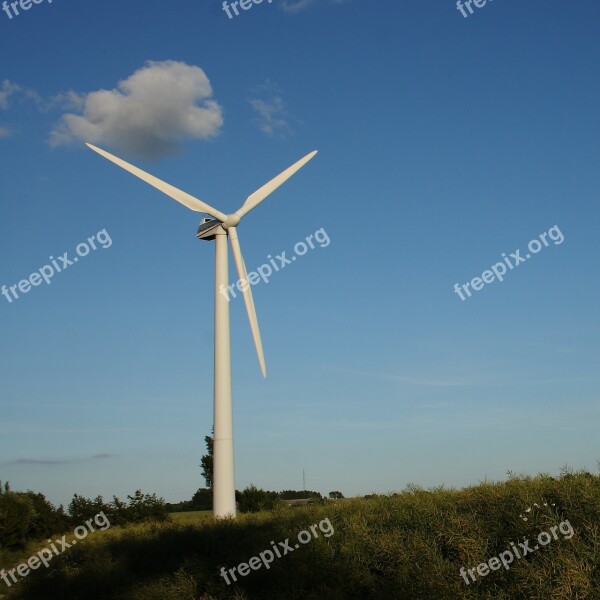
[[169, 511, 214, 525], [2, 469, 600, 599]]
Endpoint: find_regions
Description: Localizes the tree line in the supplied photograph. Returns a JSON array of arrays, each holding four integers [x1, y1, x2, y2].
[[168, 431, 344, 513], [0, 481, 168, 550]]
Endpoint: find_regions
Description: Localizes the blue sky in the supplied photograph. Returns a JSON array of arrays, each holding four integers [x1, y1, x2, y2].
[[1, 0, 599, 508]]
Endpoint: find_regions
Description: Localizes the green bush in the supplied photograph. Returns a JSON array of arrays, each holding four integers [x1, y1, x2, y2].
[[0, 485, 70, 550], [237, 485, 282, 513], [68, 491, 168, 526], [5, 469, 600, 600], [0, 492, 35, 549]]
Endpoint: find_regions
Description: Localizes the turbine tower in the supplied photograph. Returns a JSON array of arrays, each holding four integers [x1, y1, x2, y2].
[[86, 143, 317, 518]]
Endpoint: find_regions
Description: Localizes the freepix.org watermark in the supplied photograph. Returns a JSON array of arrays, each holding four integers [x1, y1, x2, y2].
[[459, 519, 575, 585], [0, 511, 111, 589], [219, 517, 334, 585], [219, 227, 330, 302], [222, 0, 272, 20], [453, 225, 564, 301], [1, 228, 112, 305], [456, 0, 495, 19], [2, 0, 54, 20]]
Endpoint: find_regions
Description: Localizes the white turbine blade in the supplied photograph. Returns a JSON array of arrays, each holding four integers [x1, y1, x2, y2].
[[86, 143, 228, 222], [234, 150, 318, 219], [228, 227, 266, 378]]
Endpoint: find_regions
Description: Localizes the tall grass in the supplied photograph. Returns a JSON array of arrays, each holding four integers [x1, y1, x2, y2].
[[3, 469, 600, 599]]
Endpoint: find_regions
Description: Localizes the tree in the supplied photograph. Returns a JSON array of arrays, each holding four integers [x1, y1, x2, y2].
[[328, 491, 344, 499], [191, 488, 212, 511], [237, 485, 281, 513], [68, 494, 106, 523], [279, 490, 322, 500], [200, 428, 214, 489], [0, 485, 69, 550], [126, 490, 168, 523], [0, 492, 35, 549]]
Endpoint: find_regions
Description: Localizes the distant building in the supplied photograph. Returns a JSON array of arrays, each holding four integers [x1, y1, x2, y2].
[[285, 498, 315, 507]]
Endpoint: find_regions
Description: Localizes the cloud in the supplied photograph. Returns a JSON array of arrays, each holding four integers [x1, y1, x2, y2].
[[248, 81, 290, 137], [0, 79, 78, 137], [7, 458, 74, 465], [45, 90, 86, 112], [279, 0, 349, 14], [2, 454, 115, 466], [0, 80, 44, 109], [49, 61, 223, 158], [0, 80, 20, 109], [0, 80, 21, 137]]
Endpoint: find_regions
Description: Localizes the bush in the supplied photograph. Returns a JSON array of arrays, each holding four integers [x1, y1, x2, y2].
[[0, 492, 35, 549], [68, 491, 168, 526], [125, 490, 169, 523], [6, 469, 600, 599], [237, 485, 282, 513], [0, 484, 70, 550]]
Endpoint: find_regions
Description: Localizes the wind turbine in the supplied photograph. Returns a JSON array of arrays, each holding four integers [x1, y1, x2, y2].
[[86, 143, 317, 518]]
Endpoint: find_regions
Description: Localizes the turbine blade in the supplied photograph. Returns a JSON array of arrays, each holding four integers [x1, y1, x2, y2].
[[86, 144, 228, 222], [234, 150, 318, 219], [228, 227, 266, 378]]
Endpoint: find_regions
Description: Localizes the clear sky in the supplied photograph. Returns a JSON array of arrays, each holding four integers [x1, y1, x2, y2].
[[1, 0, 599, 508]]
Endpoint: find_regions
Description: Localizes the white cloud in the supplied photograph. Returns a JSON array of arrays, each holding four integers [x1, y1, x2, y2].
[[46, 90, 86, 112], [248, 81, 290, 137], [280, 0, 349, 14], [49, 61, 224, 158], [0, 80, 20, 138], [0, 80, 20, 109], [0, 80, 44, 110]]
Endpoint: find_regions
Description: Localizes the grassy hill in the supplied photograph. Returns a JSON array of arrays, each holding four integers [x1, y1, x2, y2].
[[2, 468, 599, 599]]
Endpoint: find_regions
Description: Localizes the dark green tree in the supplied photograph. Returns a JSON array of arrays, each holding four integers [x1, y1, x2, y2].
[[126, 490, 168, 523], [279, 490, 322, 500], [0, 492, 35, 549], [200, 428, 214, 489], [68, 494, 106, 523], [191, 488, 212, 511], [237, 485, 281, 513]]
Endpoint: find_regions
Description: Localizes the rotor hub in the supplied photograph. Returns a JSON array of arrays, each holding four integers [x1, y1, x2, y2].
[[224, 214, 240, 228]]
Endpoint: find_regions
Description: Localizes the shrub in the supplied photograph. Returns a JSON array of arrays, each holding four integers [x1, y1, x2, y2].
[[237, 485, 282, 513]]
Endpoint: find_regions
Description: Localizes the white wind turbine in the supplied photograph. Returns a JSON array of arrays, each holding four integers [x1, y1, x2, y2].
[[86, 143, 317, 518]]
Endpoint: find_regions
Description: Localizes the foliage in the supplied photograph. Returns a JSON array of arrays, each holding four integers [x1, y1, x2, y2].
[[200, 429, 214, 490], [0, 483, 70, 550], [5, 468, 600, 599], [237, 485, 282, 513], [279, 490, 323, 500], [0, 484, 170, 551], [68, 491, 168, 526], [191, 488, 212, 511], [167, 488, 213, 513]]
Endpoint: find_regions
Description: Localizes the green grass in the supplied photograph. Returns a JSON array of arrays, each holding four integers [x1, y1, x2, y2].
[[3, 469, 600, 599], [169, 511, 213, 525]]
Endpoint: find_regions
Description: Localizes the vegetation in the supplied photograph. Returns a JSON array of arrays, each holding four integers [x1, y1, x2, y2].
[[2, 468, 600, 599], [200, 430, 214, 490], [236, 485, 281, 513], [279, 490, 323, 500], [0, 483, 168, 551], [195, 430, 326, 514], [167, 489, 213, 513]]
